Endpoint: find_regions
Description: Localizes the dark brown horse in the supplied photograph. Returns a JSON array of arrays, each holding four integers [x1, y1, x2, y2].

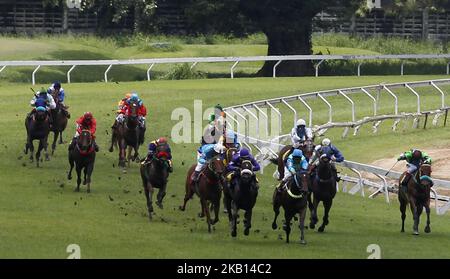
[[179, 156, 225, 233], [140, 146, 171, 221], [399, 164, 433, 235], [309, 154, 337, 232], [223, 160, 259, 237], [110, 102, 143, 172], [24, 109, 51, 167], [68, 130, 96, 193], [50, 99, 69, 155], [272, 169, 309, 244], [271, 140, 315, 181]]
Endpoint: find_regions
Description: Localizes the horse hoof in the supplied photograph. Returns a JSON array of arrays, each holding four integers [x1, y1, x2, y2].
[[198, 213, 205, 218], [300, 240, 307, 245], [223, 209, 228, 214], [244, 228, 250, 236], [156, 202, 163, 209], [400, 229, 404, 233], [87, 189, 91, 193], [231, 231, 237, 237], [108, 147, 113, 153], [272, 223, 278, 230], [424, 227, 431, 233], [413, 231, 419, 236], [178, 206, 185, 211], [83, 181, 87, 186], [318, 226, 325, 233], [74, 188, 80, 192], [309, 223, 315, 229]]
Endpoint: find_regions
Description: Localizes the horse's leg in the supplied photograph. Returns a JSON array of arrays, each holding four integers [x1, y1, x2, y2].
[[424, 200, 431, 233], [400, 197, 407, 233], [243, 209, 252, 236], [36, 140, 43, 167], [75, 165, 82, 192], [272, 190, 281, 230], [146, 182, 154, 220], [127, 146, 132, 167], [309, 196, 319, 229], [410, 198, 419, 235], [283, 212, 292, 244], [86, 162, 94, 193], [59, 131, 64, 144], [109, 128, 116, 152], [29, 140, 34, 162], [231, 201, 238, 237], [156, 183, 167, 209], [68, 152, 74, 180], [83, 166, 87, 185], [299, 206, 307, 245], [201, 198, 212, 233], [179, 181, 194, 211], [51, 131, 58, 155], [318, 199, 332, 233], [43, 136, 50, 161], [212, 197, 220, 225]]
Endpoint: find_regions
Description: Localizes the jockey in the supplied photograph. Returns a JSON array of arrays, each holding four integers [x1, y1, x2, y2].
[[222, 130, 241, 150], [117, 93, 147, 128], [201, 104, 226, 146], [191, 143, 225, 183], [276, 149, 308, 192], [226, 148, 260, 188], [398, 149, 432, 190], [117, 93, 132, 114], [68, 112, 99, 152], [291, 118, 313, 149], [47, 82, 66, 106], [29, 88, 56, 126], [142, 137, 173, 172], [308, 138, 344, 182]]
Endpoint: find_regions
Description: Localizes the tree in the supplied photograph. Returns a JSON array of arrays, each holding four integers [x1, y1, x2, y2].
[[186, 0, 366, 76]]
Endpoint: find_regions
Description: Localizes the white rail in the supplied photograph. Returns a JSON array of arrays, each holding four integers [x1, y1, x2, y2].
[[1, 54, 450, 84]]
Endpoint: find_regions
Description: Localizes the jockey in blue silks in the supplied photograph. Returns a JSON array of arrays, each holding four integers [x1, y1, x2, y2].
[[308, 138, 344, 182], [191, 143, 225, 183]]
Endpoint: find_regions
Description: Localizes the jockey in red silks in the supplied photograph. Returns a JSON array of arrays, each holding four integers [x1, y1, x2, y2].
[[68, 112, 99, 152], [116, 93, 147, 129]]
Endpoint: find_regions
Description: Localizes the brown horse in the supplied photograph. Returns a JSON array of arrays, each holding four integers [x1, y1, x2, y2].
[[272, 169, 309, 244], [179, 156, 225, 233], [309, 154, 337, 233], [110, 101, 143, 172], [24, 109, 51, 167], [50, 98, 69, 155], [270, 140, 315, 181], [140, 146, 171, 221], [398, 164, 433, 235], [68, 130, 96, 193]]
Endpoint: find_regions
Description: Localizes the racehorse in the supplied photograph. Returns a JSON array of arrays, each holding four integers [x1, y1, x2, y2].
[[223, 160, 259, 237], [110, 101, 143, 171], [308, 154, 337, 232], [140, 145, 171, 221], [272, 169, 309, 244], [398, 164, 433, 235], [179, 156, 225, 233], [68, 130, 96, 193], [270, 139, 315, 180], [24, 109, 50, 167], [50, 98, 69, 155]]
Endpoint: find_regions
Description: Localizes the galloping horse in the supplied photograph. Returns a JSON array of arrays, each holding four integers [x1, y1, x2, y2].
[[50, 97, 69, 155], [68, 130, 96, 193], [140, 145, 171, 221], [399, 164, 433, 235], [271, 140, 315, 180], [309, 154, 337, 232], [110, 101, 143, 171], [24, 109, 50, 167], [272, 169, 309, 244], [179, 156, 225, 233], [223, 160, 259, 237]]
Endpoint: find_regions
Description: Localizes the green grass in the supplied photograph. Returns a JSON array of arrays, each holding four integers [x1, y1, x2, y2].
[[1, 33, 448, 83], [0, 75, 449, 258]]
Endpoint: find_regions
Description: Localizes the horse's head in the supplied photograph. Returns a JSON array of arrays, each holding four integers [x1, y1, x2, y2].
[[291, 169, 309, 194], [240, 159, 254, 183], [419, 164, 433, 188], [225, 148, 238, 165], [78, 130, 93, 151], [319, 153, 331, 165], [208, 155, 226, 179], [35, 109, 48, 123], [302, 139, 315, 158], [126, 102, 139, 128]]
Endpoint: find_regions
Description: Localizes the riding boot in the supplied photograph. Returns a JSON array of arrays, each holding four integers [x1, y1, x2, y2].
[[191, 171, 200, 183], [331, 164, 340, 182], [93, 140, 99, 152], [68, 137, 77, 151], [168, 160, 173, 173]]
